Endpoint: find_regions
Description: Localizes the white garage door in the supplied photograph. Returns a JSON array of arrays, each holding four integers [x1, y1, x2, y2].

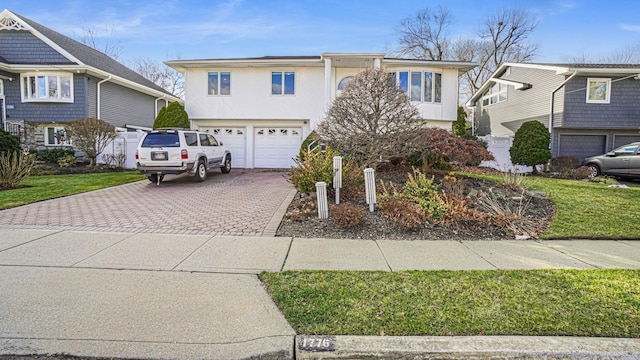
[[254, 127, 302, 168], [201, 127, 247, 168]]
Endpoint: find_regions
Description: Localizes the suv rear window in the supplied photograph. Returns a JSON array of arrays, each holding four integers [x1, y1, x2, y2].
[[141, 132, 180, 147]]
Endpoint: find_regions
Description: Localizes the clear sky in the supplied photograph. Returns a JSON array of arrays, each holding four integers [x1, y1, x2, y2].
[[4, 0, 640, 64]]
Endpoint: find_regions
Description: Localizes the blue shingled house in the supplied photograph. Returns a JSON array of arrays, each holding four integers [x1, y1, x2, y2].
[[0, 9, 181, 149], [466, 62, 640, 164]]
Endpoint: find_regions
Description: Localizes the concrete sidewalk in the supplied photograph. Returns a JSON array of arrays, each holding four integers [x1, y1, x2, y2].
[[0, 228, 639, 359]]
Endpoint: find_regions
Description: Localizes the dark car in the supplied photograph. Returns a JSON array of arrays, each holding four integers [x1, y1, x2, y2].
[[583, 142, 640, 178]]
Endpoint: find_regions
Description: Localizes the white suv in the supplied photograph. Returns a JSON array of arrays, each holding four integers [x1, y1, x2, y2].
[[136, 129, 231, 184]]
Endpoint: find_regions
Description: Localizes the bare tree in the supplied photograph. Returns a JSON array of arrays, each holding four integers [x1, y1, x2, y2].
[[394, 6, 538, 98], [66, 117, 118, 168], [461, 8, 538, 95], [129, 57, 185, 98], [317, 67, 421, 167], [75, 25, 123, 60], [394, 6, 453, 60]]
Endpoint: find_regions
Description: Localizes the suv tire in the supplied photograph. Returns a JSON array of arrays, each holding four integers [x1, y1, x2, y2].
[[221, 155, 231, 174], [194, 160, 207, 182]]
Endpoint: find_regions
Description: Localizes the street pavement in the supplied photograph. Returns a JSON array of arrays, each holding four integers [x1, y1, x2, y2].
[[0, 171, 639, 359]]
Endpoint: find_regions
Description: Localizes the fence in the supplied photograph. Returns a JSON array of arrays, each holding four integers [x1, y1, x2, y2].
[[5, 123, 27, 145], [479, 135, 533, 173], [98, 131, 144, 169]]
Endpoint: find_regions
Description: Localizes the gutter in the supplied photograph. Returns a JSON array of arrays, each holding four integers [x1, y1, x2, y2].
[[96, 76, 112, 119], [549, 71, 577, 156]]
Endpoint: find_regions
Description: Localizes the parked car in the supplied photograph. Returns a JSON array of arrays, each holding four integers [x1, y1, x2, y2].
[[583, 142, 640, 178], [136, 129, 231, 184]]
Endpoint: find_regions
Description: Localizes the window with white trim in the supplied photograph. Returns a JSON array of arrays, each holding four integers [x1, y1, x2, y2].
[[586, 78, 611, 103], [391, 71, 441, 103], [272, 72, 295, 95], [207, 72, 231, 95], [45, 126, 72, 146], [481, 82, 508, 106], [21, 73, 73, 102]]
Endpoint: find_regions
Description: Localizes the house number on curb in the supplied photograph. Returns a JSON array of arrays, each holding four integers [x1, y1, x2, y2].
[[298, 336, 336, 351]]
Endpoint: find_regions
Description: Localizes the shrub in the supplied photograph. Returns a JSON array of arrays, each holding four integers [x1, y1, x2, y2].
[[330, 203, 364, 228], [66, 117, 117, 168], [31, 148, 75, 163], [589, 175, 619, 185], [550, 156, 579, 173], [0, 129, 20, 155], [393, 128, 494, 170], [153, 102, 189, 129], [289, 147, 338, 194], [337, 161, 365, 201], [509, 121, 551, 173], [401, 168, 447, 220], [0, 151, 35, 189], [563, 166, 592, 180], [57, 154, 77, 168], [378, 197, 425, 229]]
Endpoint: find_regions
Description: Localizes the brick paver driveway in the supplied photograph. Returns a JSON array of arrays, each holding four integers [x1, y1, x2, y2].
[[0, 170, 295, 236]]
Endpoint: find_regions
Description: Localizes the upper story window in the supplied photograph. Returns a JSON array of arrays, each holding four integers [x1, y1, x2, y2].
[[391, 71, 441, 103], [481, 82, 508, 106], [337, 76, 354, 91], [21, 73, 73, 102], [586, 78, 611, 104], [272, 72, 295, 95], [208, 72, 231, 96]]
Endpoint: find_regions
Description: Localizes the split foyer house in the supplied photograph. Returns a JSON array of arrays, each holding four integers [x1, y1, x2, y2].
[[0, 9, 181, 149], [166, 54, 476, 168], [467, 62, 640, 163]]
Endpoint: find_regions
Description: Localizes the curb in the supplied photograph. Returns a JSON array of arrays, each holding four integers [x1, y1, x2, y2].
[[295, 335, 640, 359]]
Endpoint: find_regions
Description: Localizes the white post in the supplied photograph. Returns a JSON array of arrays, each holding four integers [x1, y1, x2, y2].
[[316, 181, 329, 219], [333, 156, 342, 204], [364, 168, 376, 212]]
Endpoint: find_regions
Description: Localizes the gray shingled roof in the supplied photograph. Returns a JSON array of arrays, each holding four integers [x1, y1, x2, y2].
[[12, 11, 173, 96], [527, 62, 640, 69]]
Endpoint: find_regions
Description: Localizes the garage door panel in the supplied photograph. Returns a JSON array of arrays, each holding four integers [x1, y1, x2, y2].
[[614, 135, 640, 149], [255, 127, 302, 168], [559, 135, 606, 163], [200, 127, 246, 168]]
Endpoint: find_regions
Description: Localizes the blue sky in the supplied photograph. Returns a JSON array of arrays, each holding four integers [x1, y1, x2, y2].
[[4, 0, 640, 64]]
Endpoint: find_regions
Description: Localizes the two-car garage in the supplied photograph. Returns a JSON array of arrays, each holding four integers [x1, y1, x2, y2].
[[198, 125, 304, 169]]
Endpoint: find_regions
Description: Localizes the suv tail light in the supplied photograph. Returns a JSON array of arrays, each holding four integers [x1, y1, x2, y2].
[[135, 150, 139, 160], [181, 149, 188, 159]]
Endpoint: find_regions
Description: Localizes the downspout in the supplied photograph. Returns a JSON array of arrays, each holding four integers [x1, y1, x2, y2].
[[155, 95, 167, 117], [96, 76, 112, 119], [549, 71, 577, 158]]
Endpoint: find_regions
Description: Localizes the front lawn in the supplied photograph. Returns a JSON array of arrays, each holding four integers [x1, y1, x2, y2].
[[261, 269, 640, 337], [527, 177, 640, 239], [0, 172, 146, 210], [466, 174, 640, 239]]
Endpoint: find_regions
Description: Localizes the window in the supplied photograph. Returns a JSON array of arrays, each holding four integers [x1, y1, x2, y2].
[[587, 78, 611, 103], [0, 79, 4, 96], [184, 132, 198, 146], [208, 72, 231, 95], [391, 71, 441, 103], [272, 72, 295, 95], [45, 126, 72, 146], [208, 134, 219, 146], [481, 82, 508, 106], [337, 76, 354, 90], [21, 73, 73, 102]]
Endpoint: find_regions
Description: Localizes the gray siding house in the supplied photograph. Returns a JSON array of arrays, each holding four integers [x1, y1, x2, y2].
[[0, 9, 181, 148], [467, 62, 640, 162]]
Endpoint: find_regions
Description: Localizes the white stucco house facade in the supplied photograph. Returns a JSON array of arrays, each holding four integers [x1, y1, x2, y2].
[[166, 53, 475, 169]]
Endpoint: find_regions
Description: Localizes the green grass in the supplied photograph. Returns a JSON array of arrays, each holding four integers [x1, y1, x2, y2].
[[0, 172, 146, 210], [465, 173, 640, 239], [261, 269, 640, 337]]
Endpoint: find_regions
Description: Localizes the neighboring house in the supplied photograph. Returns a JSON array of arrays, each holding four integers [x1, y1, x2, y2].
[[166, 53, 475, 168], [0, 9, 181, 150], [467, 62, 640, 164]]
